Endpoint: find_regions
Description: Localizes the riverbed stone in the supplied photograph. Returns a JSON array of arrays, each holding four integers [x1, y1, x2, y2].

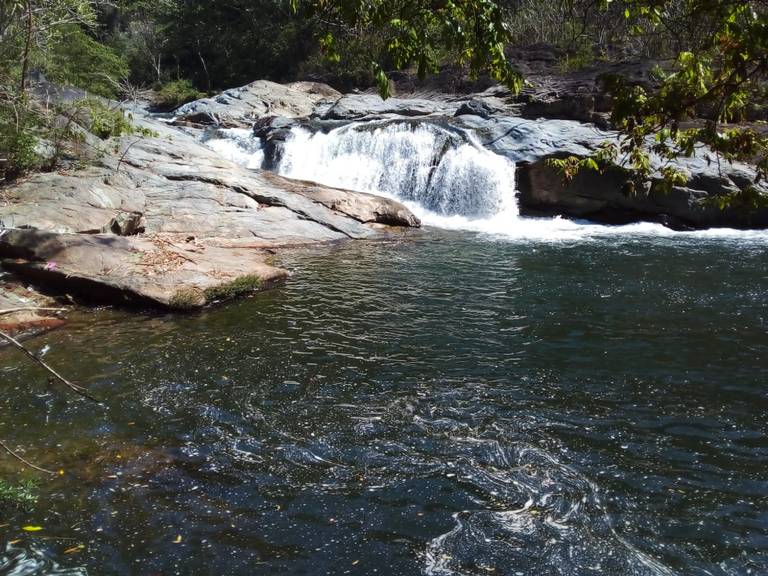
[[0, 279, 66, 338]]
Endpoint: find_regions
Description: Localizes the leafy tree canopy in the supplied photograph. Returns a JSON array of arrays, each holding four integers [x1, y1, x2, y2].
[[0, 0, 766, 191], [293, 0, 523, 97]]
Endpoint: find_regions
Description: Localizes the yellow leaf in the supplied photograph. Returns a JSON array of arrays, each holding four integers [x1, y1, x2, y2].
[[64, 545, 84, 554], [22, 526, 43, 532], [173, 535, 182, 544]]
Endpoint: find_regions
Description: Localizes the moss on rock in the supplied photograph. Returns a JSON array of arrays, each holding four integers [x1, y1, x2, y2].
[[203, 275, 263, 303], [168, 287, 205, 309]]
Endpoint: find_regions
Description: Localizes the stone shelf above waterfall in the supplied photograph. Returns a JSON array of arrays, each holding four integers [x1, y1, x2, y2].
[[217, 90, 768, 231]]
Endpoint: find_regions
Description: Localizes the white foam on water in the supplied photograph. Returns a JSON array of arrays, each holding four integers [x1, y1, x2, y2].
[[205, 128, 265, 169]]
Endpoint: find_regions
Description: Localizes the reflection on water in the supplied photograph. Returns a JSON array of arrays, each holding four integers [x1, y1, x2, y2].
[[0, 230, 766, 575]]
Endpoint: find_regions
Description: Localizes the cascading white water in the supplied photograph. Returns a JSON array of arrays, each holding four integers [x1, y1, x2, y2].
[[276, 122, 521, 227], [206, 128, 265, 169], [204, 121, 768, 241]]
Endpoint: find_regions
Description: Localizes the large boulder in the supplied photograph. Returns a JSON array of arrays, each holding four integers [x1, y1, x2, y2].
[[454, 98, 497, 120], [0, 229, 288, 309], [515, 152, 768, 229], [322, 94, 450, 120], [173, 80, 341, 127], [452, 115, 767, 229], [260, 171, 421, 227], [454, 116, 606, 162]]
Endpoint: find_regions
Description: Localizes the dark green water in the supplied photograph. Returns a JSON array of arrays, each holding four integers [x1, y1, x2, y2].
[[0, 228, 766, 575]]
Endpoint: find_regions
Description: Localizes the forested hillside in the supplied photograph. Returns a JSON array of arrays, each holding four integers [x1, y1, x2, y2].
[[1, 0, 766, 187]]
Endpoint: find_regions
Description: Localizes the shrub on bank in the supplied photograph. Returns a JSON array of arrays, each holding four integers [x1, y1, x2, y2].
[[155, 80, 205, 110]]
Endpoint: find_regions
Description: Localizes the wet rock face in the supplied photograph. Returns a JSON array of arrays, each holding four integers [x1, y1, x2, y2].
[[515, 154, 768, 229], [252, 116, 305, 170]]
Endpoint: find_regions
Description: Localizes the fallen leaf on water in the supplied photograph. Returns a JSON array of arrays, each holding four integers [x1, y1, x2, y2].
[[173, 535, 182, 544], [22, 526, 43, 532], [352, 560, 360, 566], [64, 545, 85, 554], [9, 540, 21, 545]]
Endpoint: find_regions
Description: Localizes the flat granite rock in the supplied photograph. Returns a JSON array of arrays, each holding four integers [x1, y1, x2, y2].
[[322, 94, 451, 120], [174, 80, 341, 127], [0, 229, 288, 308], [0, 111, 420, 309]]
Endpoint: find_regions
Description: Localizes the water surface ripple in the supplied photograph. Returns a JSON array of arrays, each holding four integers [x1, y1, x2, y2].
[[0, 230, 766, 575]]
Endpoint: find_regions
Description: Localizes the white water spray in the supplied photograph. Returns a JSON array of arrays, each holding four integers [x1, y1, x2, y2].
[[277, 122, 520, 226], [205, 121, 768, 243]]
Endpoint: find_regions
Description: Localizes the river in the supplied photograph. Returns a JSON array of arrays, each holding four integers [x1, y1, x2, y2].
[[0, 121, 767, 575]]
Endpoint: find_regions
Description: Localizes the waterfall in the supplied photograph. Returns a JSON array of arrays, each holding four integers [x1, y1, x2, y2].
[[205, 128, 265, 169], [276, 122, 519, 225], [205, 122, 768, 241]]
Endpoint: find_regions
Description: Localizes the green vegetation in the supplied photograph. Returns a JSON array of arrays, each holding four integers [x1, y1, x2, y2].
[[531, 1, 768, 189], [0, 0, 766, 191], [167, 276, 263, 308], [0, 97, 39, 180], [0, 478, 39, 512], [169, 288, 204, 310], [204, 275, 263, 303], [156, 80, 205, 110], [78, 98, 135, 139], [46, 25, 129, 99]]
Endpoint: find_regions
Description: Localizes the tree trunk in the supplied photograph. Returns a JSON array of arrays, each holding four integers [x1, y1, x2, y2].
[[196, 39, 211, 92], [19, 0, 33, 93]]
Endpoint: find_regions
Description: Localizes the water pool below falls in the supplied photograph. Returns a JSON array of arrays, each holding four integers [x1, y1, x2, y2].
[[0, 124, 766, 575]]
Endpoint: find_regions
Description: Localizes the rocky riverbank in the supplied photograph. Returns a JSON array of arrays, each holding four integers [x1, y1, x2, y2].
[[244, 91, 767, 230], [1, 70, 766, 334], [0, 80, 421, 334]]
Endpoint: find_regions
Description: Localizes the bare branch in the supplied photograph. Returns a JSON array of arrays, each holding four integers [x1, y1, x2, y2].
[[0, 440, 56, 475], [0, 307, 68, 316], [0, 328, 100, 402]]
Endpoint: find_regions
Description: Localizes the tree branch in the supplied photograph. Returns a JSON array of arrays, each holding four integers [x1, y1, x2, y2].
[[0, 329, 100, 402], [0, 307, 68, 316], [0, 440, 55, 475]]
